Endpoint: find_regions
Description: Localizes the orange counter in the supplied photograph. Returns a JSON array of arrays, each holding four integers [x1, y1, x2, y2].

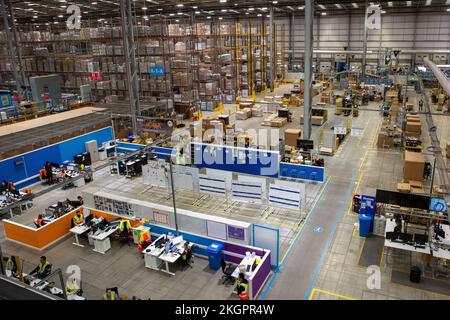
[[2, 207, 142, 251], [3, 208, 83, 251]]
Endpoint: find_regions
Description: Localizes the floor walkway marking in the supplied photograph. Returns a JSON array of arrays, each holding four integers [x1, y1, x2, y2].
[[259, 176, 332, 300], [304, 168, 356, 300], [307, 287, 357, 300]]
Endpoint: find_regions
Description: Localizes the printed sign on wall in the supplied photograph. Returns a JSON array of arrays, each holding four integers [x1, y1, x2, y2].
[[149, 66, 165, 76]]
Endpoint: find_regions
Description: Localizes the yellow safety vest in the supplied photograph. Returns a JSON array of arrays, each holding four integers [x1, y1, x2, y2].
[[139, 231, 150, 244], [103, 292, 116, 300], [39, 261, 51, 273], [119, 220, 131, 232], [241, 282, 249, 293], [74, 214, 84, 224]]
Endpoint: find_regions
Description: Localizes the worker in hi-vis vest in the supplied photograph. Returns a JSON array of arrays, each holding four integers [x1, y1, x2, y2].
[[176, 147, 186, 165], [119, 219, 132, 240], [103, 288, 119, 300], [73, 211, 84, 226]]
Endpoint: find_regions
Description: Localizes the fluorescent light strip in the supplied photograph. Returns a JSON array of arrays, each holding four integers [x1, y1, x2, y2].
[[335, 4, 342, 9], [318, 4, 326, 9], [406, 1, 412, 6], [388, 1, 393, 6], [425, 0, 431, 5], [352, 3, 358, 8]]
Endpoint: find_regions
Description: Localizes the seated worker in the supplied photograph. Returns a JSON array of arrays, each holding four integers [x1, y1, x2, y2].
[[0, 180, 8, 194], [137, 231, 152, 254], [119, 219, 132, 241], [34, 214, 49, 228], [312, 155, 324, 167], [73, 210, 85, 226], [39, 168, 47, 181], [236, 274, 249, 300], [29, 256, 52, 280], [235, 272, 246, 292], [181, 242, 193, 263], [103, 287, 119, 300]]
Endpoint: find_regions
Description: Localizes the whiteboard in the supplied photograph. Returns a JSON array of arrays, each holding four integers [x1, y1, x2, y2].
[[238, 175, 268, 199], [207, 220, 227, 240]]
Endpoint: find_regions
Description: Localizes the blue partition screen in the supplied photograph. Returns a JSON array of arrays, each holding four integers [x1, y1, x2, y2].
[[279, 162, 325, 183]]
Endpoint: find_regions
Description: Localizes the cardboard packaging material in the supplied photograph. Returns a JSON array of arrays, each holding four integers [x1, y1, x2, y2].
[[406, 122, 421, 133], [270, 117, 287, 128], [284, 129, 301, 148], [397, 183, 411, 193], [404, 151, 425, 182]]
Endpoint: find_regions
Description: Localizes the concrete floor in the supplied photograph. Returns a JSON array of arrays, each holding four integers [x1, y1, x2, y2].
[[1, 84, 449, 300]]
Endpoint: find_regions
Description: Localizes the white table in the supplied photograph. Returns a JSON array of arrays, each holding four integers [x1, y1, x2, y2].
[[143, 234, 165, 271], [69, 218, 102, 247], [158, 240, 192, 276], [431, 224, 450, 260], [384, 219, 431, 254], [232, 255, 262, 279], [89, 226, 119, 254]]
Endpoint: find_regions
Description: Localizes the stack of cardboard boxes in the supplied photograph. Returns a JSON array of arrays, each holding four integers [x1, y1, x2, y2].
[[405, 115, 421, 138], [284, 129, 301, 148]]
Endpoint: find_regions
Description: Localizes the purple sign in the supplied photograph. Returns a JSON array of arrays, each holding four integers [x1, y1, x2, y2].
[[227, 225, 245, 241]]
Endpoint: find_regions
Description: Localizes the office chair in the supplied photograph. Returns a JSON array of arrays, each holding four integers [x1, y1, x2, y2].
[[220, 259, 235, 284]]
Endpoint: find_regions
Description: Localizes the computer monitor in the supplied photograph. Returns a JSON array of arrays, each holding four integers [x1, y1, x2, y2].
[[386, 232, 397, 241], [399, 233, 413, 244], [414, 234, 428, 245], [434, 225, 445, 239], [297, 139, 314, 151], [164, 241, 171, 254], [85, 214, 94, 224]]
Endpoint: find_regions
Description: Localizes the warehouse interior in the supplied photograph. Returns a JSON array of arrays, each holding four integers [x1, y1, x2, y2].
[[0, 0, 449, 301]]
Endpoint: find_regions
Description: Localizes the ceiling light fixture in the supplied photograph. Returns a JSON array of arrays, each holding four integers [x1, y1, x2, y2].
[[406, 1, 412, 6], [318, 4, 326, 9], [321, 12, 327, 15], [298, 6, 304, 10], [388, 1, 393, 6], [335, 4, 342, 9], [351, 3, 358, 8], [176, 4, 183, 7], [425, 0, 431, 5]]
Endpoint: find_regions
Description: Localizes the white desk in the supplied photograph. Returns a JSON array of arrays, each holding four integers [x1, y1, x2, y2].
[[89, 225, 119, 254], [143, 234, 165, 271], [158, 240, 192, 276], [384, 219, 431, 254], [69, 218, 102, 247], [232, 255, 262, 280], [431, 224, 450, 260]]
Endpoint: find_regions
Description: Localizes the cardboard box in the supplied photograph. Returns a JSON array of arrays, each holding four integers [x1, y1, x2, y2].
[[404, 151, 425, 182], [284, 129, 301, 148], [270, 117, 287, 127], [409, 180, 423, 188], [405, 131, 421, 138], [406, 122, 421, 133], [397, 183, 411, 193], [377, 132, 394, 148], [411, 187, 425, 194]]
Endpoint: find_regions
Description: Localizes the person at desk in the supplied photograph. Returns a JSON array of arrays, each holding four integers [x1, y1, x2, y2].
[[137, 231, 152, 254], [119, 218, 132, 243], [29, 256, 52, 280], [236, 273, 249, 300], [103, 288, 119, 300], [1, 180, 8, 194], [66, 278, 81, 297], [35, 214, 49, 228], [73, 210, 85, 226], [312, 155, 324, 167], [181, 242, 193, 264]]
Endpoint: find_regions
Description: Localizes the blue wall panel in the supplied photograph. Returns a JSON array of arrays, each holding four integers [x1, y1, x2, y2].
[[59, 127, 113, 162], [0, 127, 113, 187], [192, 143, 279, 177], [279, 162, 325, 182]]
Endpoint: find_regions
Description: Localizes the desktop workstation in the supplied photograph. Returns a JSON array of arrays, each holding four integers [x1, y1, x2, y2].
[[143, 234, 192, 276]]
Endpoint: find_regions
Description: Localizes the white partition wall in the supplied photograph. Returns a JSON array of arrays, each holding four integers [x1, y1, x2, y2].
[[199, 174, 227, 197], [142, 160, 167, 188], [253, 224, 279, 267], [238, 174, 268, 200], [231, 180, 263, 204], [269, 179, 306, 211]]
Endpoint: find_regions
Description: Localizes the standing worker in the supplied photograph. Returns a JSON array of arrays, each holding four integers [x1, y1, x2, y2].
[[419, 99, 424, 111], [103, 288, 119, 300], [45, 161, 54, 185], [29, 256, 52, 279]]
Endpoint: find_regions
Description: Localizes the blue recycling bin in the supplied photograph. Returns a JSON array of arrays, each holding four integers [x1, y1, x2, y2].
[[359, 214, 373, 237], [207, 243, 224, 270]]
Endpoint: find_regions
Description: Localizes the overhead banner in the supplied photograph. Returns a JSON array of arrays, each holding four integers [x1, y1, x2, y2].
[[136, 117, 174, 136]]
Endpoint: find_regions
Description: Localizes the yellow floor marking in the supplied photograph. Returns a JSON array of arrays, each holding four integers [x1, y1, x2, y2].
[[308, 287, 357, 300], [357, 237, 367, 266]]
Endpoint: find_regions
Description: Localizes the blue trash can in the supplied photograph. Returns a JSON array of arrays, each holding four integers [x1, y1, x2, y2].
[[359, 214, 373, 237], [207, 243, 224, 270]]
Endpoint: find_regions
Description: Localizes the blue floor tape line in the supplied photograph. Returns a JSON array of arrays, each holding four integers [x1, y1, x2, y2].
[[260, 176, 332, 300], [304, 169, 356, 300]]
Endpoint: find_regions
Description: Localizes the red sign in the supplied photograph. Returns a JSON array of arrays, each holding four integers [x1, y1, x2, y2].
[[90, 72, 101, 81]]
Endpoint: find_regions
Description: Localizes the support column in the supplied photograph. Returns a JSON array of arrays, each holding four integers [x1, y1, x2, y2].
[[362, 0, 369, 79], [346, 11, 351, 68], [120, 0, 140, 135], [316, 13, 320, 72], [288, 13, 294, 70], [303, 0, 313, 140], [1, 0, 26, 94], [411, 10, 419, 70], [269, 6, 275, 91]]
